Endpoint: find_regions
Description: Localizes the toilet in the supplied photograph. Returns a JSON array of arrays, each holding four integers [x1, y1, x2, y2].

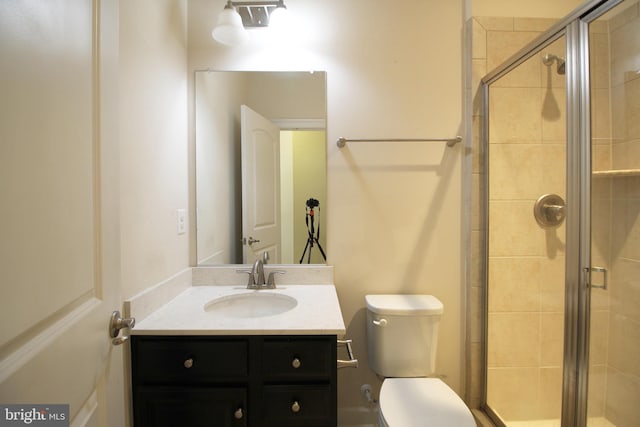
[[365, 294, 476, 427]]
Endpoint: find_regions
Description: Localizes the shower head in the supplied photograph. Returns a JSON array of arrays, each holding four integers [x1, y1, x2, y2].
[[543, 53, 566, 75]]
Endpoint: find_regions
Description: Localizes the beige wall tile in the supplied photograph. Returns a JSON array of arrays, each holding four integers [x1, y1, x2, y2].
[[472, 173, 481, 232], [489, 201, 546, 257], [540, 367, 563, 419], [606, 367, 640, 427], [472, 19, 487, 59], [608, 314, 640, 377], [610, 13, 640, 86], [471, 229, 483, 288], [487, 367, 540, 421], [514, 18, 557, 32], [489, 87, 542, 142], [612, 140, 640, 170], [542, 87, 566, 140], [589, 32, 611, 91], [589, 309, 610, 365], [624, 77, 640, 142], [612, 199, 640, 260], [488, 33, 542, 87], [475, 17, 514, 32], [470, 342, 483, 402], [592, 87, 612, 140], [489, 143, 565, 200], [592, 144, 612, 172], [587, 364, 607, 418], [540, 255, 565, 312], [611, 257, 640, 323], [488, 257, 540, 312], [611, 83, 625, 142], [471, 285, 484, 343], [541, 312, 564, 366], [488, 312, 540, 367]]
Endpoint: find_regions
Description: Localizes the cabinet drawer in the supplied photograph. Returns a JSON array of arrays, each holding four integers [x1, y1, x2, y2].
[[261, 385, 332, 426], [262, 338, 334, 380], [132, 337, 248, 385], [134, 387, 247, 427]]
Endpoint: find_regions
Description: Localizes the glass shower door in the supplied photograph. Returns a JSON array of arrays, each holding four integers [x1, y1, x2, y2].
[[586, 1, 640, 425], [485, 34, 569, 426]]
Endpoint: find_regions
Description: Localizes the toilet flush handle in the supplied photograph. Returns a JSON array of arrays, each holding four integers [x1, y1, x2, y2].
[[372, 318, 387, 327]]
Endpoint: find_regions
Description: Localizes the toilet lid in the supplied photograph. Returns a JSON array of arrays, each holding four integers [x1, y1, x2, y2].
[[365, 294, 443, 315], [379, 378, 475, 427]]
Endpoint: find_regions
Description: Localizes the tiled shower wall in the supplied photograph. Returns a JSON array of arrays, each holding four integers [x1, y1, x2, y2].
[[474, 16, 568, 421], [593, 3, 640, 425], [467, 4, 640, 425]]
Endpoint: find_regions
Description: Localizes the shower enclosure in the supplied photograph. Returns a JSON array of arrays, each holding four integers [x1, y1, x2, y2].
[[481, 0, 640, 425]]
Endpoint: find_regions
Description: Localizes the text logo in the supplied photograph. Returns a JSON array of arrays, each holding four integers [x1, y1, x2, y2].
[[0, 405, 68, 426]]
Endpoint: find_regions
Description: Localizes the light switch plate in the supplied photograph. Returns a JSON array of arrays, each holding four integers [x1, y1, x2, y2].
[[177, 209, 186, 235]]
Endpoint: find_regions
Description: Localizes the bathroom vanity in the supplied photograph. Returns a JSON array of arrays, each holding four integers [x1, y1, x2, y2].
[[131, 335, 336, 426], [126, 275, 346, 427]]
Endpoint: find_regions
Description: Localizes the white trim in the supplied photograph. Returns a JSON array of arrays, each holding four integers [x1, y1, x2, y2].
[[272, 118, 325, 130]]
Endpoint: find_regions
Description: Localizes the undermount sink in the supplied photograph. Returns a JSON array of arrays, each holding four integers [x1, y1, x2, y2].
[[203, 292, 298, 318]]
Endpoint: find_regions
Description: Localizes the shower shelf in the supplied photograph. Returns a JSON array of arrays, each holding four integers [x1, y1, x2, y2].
[[592, 169, 640, 178]]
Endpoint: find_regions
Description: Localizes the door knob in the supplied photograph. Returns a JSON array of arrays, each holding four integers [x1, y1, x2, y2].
[[247, 236, 260, 245], [109, 311, 135, 345]]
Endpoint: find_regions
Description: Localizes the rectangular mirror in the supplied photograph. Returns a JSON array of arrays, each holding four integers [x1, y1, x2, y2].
[[195, 70, 327, 265]]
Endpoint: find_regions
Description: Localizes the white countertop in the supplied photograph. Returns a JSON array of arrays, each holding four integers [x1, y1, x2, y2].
[[131, 284, 346, 336]]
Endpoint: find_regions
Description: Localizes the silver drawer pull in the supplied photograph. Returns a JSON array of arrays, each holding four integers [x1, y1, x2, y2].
[[337, 339, 359, 369], [183, 358, 194, 369], [291, 357, 301, 369], [234, 408, 243, 419], [291, 401, 300, 413]]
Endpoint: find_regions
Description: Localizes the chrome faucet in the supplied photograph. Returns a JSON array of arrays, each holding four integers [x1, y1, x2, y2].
[[237, 259, 285, 289], [251, 259, 266, 289]]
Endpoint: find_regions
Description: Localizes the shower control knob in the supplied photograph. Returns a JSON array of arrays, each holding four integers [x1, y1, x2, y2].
[[183, 358, 194, 369], [291, 357, 301, 369], [291, 401, 301, 413]]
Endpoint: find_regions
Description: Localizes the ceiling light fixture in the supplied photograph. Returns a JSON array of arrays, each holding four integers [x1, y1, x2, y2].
[[212, 0, 290, 46]]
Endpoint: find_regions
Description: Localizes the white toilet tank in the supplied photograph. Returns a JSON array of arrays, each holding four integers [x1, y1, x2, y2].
[[365, 294, 443, 377]]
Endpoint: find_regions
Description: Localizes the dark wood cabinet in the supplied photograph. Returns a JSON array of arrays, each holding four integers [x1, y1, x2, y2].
[[131, 335, 337, 427]]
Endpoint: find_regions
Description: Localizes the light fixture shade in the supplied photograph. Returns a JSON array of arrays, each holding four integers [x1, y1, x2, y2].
[[212, 7, 249, 46], [268, 5, 291, 31]]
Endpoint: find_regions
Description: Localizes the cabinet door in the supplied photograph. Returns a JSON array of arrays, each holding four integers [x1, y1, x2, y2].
[[134, 387, 247, 427]]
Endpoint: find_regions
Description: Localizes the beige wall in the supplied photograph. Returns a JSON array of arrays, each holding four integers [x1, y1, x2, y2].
[[188, 0, 464, 419], [119, 0, 190, 299], [471, 0, 583, 19]]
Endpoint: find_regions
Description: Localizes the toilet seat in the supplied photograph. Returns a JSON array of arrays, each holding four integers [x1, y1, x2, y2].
[[379, 378, 476, 427]]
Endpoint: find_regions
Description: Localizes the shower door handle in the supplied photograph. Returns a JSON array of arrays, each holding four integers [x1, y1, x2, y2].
[[586, 267, 608, 290]]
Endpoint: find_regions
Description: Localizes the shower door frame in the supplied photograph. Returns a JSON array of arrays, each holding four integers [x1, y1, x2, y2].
[[479, 0, 624, 426]]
